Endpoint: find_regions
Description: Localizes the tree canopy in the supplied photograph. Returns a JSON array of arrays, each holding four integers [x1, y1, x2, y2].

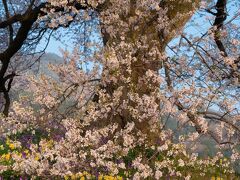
[[0, 0, 239, 179]]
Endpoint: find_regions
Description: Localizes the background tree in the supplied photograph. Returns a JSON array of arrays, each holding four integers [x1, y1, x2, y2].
[[0, 0, 90, 115]]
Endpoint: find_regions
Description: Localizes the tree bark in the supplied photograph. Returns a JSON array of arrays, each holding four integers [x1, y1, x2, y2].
[[97, 0, 199, 144]]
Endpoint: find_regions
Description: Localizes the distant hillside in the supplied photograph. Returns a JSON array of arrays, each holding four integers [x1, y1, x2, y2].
[[30, 53, 64, 77], [10, 53, 64, 101]]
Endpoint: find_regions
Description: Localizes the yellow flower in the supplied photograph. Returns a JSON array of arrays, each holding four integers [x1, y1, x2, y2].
[[70, 175, 77, 180], [116, 176, 123, 180], [46, 140, 54, 148], [64, 175, 69, 180], [211, 177, 223, 180], [4, 153, 11, 161], [34, 153, 40, 161], [6, 138, 10, 145], [83, 171, 89, 175], [82, 171, 92, 179], [220, 159, 223, 165], [103, 175, 116, 180], [98, 175, 123, 180], [104, 176, 117, 180], [9, 143, 15, 150], [0, 145, 4, 150]]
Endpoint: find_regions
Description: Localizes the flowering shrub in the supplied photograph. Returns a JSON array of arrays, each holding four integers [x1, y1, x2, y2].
[[0, 138, 27, 179], [0, 135, 235, 179]]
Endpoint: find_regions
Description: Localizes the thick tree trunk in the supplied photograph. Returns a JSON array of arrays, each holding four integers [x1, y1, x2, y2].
[[97, 0, 199, 144]]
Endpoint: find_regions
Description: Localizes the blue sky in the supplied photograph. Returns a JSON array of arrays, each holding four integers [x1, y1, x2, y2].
[[38, 0, 240, 57]]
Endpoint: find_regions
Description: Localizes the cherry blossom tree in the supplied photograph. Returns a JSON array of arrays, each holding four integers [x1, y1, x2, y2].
[[0, 0, 239, 179], [0, 0, 89, 115]]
